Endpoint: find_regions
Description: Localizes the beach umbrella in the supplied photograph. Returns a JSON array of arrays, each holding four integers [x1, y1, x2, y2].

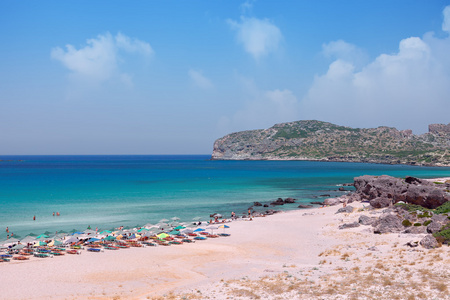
[[33, 241, 47, 247], [159, 218, 169, 223], [218, 224, 230, 233], [11, 244, 25, 250], [71, 231, 84, 235], [43, 231, 53, 235], [84, 229, 96, 235], [36, 234, 50, 240], [171, 217, 180, 221], [157, 233, 169, 239], [21, 236, 37, 244], [192, 216, 201, 221], [64, 236, 79, 244], [194, 228, 205, 232], [137, 228, 149, 233], [58, 230, 67, 234], [6, 238, 20, 244], [168, 230, 180, 235], [174, 226, 186, 230], [47, 240, 55, 247], [104, 236, 116, 241], [27, 233, 37, 237], [100, 230, 112, 235], [206, 226, 218, 234], [181, 229, 194, 234], [144, 223, 153, 228], [86, 238, 100, 243], [53, 240, 63, 246]]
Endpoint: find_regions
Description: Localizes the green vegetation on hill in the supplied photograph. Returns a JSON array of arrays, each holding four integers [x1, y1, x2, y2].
[[212, 120, 450, 166]]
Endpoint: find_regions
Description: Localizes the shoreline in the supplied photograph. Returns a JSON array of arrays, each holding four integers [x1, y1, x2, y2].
[[1, 200, 449, 299]]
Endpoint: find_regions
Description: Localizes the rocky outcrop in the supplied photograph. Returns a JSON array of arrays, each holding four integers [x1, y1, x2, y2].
[[354, 175, 450, 209], [212, 120, 450, 166], [373, 214, 404, 234], [336, 206, 354, 214], [420, 235, 440, 249]]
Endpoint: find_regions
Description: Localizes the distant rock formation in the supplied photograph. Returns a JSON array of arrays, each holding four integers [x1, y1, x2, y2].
[[212, 120, 450, 166]]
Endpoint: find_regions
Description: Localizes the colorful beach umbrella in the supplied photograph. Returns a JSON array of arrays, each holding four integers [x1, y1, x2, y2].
[[174, 226, 186, 230], [33, 241, 47, 247], [138, 228, 149, 232], [168, 230, 180, 235], [36, 234, 50, 240], [157, 233, 169, 239], [104, 236, 116, 241], [100, 230, 112, 235], [218, 225, 230, 229], [194, 228, 205, 232]]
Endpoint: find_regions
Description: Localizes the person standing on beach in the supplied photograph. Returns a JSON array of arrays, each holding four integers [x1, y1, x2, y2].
[[6, 227, 8, 233]]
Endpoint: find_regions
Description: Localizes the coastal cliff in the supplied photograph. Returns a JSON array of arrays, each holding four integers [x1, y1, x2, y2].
[[212, 120, 450, 166]]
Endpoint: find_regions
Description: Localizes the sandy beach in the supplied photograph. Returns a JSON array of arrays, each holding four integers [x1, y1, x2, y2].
[[1, 200, 449, 300]]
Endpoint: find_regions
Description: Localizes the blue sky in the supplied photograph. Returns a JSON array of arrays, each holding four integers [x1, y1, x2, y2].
[[1, 1, 450, 154]]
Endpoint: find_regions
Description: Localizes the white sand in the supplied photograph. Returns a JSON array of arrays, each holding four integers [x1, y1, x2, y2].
[[1, 203, 449, 299]]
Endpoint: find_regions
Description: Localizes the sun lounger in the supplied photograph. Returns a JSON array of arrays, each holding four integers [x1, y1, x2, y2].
[[104, 246, 119, 250], [33, 253, 52, 258], [13, 256, 30, 260], [66, 249, 80, 254], [87, 248, 102, 252], [50, 251, 65, 256], [169, 240, 183, 245], [181, 238, 194, 243], [219, 233, 230, 237], [194, 236, 207, 240]]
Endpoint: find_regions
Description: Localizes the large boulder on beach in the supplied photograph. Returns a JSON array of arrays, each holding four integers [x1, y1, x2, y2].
[[336, 206, 354, 214], [324, 196, 347, 206], [373, 214, 404, 234], [420, 234, 440, 249], [359, 215, 376, 225], [369, 197, 391, 208], [353, 175, 450, 209], [339, 222, 360, 229], [427, 214, 450, 233]]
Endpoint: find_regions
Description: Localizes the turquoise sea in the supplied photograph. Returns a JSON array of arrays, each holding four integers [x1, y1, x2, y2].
[[1, 155, 450, 240]]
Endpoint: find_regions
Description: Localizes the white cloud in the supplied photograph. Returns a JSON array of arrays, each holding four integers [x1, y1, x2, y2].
[[240, 0, 255, 14], [188, 69, 213, 89], [322, 40, 368, 68], [228, 17, 282, 60], [115, 32, 153, 56], [220, 80, 299, 133], [443, 5, 450, 33], [51, 32, 152, 84], [301, 32, 450, 133]]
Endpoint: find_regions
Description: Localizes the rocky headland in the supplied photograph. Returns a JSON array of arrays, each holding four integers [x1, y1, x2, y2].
[[212, 120, 450, 166]]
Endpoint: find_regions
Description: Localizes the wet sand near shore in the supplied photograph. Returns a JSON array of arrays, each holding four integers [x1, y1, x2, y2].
[[1, 202, 449, 299]]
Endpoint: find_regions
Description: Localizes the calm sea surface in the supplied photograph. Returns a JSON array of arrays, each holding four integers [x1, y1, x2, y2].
[[1, 155, 450, 239]]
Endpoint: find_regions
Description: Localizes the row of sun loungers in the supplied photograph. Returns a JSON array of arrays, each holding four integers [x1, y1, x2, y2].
[[0, 232, 230, 262]]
